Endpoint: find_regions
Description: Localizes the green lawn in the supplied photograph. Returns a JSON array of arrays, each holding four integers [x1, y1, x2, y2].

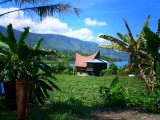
[[0, 75, 143, 120]]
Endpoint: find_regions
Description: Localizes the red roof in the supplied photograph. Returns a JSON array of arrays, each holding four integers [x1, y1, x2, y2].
[[75, 51, 100, 67]]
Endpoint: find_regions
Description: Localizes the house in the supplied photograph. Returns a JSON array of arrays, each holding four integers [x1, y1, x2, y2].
[[75, 51, 107, 76]]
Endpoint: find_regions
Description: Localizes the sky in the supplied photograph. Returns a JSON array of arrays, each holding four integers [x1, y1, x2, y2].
[[0, 0, 160, 45]]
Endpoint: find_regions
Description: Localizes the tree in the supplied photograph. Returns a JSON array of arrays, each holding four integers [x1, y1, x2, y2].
[[0, 0, 81, 19], [0, 24, 60, 119], [99, 17, 149, 72], [141, 19, 160, 94], [99, 15, 160, 94]]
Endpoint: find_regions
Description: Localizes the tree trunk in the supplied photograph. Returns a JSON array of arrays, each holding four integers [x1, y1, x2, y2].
[[138, 59, 156, 95], [16, 77, 30, 120]]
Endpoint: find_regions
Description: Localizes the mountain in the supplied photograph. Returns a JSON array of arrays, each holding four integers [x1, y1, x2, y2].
[[0, 25, 129, 61]]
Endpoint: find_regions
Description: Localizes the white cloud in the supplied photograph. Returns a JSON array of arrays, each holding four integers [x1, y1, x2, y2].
[[95, 33, 112, 45], [84, 18, 107, 26], [0, 7, 95, 42]]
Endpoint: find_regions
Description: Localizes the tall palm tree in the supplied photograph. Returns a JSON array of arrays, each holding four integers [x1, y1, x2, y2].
[[0, 0, 81, 19]]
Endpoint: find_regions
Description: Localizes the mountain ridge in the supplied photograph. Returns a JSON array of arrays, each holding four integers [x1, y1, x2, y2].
[[0, 25, 129, 61]]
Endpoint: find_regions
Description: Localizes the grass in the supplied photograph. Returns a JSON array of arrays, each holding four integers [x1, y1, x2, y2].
[[0, 75, 144, 120]]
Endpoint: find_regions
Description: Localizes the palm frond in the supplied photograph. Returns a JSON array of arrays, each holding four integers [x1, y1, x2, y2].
[[19, 0, 45, 6], [116, 33, 130, 45], [99, 34, 129, 50], [138, 15, 150, 39], [116, 33, 124, 41], [99, 44, 129, 52], [33, 38, 43, 50], [123, 19, 136, 46], [17, 26, 30, 49], [0, 3, 81, 19]]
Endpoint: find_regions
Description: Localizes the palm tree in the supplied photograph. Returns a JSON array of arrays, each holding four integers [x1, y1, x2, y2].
[[0, 0, 81, 19]]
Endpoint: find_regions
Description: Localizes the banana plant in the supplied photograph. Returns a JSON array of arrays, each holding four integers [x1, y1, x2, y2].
[[99, 15, 150, 72], [99, 77, 129, 107], [141, 19, 160, 94], [0, 24, 60, 104]]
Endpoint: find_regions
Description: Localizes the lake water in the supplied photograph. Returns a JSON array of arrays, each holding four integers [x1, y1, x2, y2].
[[108, 61, 128, 68], [70, 61, 128, 68]]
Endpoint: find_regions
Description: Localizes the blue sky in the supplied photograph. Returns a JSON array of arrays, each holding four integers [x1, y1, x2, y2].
[[0, 0, 160, 45]]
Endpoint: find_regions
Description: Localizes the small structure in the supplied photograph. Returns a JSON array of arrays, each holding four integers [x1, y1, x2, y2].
[[75, 51, 107, 76]]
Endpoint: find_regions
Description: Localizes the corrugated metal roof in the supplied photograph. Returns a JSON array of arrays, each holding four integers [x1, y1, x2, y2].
[[86, 58, 108, 63]]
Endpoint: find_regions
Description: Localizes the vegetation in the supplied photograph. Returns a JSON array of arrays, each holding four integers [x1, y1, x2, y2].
[[101, 63, 125, 76], [0, 24, 60, 104], [0, 0, 81, 119], [0, 0, 160, 118], [100, 77, 129, 107], [99, 16, 150, 73], [99, 15, 160, 95], [1, 75, 160, 119], [0, 75, 140, 119], [0, 0, 81, 20]]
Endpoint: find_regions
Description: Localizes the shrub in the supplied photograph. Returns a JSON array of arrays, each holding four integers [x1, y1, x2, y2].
[[109, 62, 118, 74], [100, 69, 114, 76], [117, 68, 125, 75], [51, 60, 73, 74], [142, 88, 160, 112], [99, 77, 129, 107]]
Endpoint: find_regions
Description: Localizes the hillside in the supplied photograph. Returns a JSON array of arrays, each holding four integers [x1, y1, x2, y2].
[[0, 25, 129, 61]]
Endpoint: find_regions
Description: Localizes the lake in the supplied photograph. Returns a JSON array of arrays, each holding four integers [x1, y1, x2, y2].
[[70, 61, 128, 68], [108, 61, 128, 68]]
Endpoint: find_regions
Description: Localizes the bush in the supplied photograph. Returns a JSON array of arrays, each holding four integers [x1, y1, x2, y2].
[[51, 60, 73, 75], [100, 69, 114, 76], [100, 77, 129, 107], [128, 86, 160, 112], [109, 63, 118, 74], [142, 88, 160, 112], [117, 68, 125, 75]]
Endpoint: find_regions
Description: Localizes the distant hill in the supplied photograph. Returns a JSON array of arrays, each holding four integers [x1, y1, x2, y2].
[[0, 25, 129, 61]]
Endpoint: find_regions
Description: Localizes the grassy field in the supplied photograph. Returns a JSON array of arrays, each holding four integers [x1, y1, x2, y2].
[[0, 75, 144, 120]]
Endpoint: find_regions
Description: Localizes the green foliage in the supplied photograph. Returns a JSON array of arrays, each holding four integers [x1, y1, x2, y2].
[[0, 24, 59, 105], [144, 26, 160, 59], [117, 68, 125, 75], [128, 87, 160, 112], [51, 60, 74, 75], [3, 75, 158, 119], [99, 77, 129, 107], [101, 63, 122, 76], [156, 62, 160, 79], [127, 89, 145, 108], [109, 62, 118, 74], [100, 69, 114, 75], [142, 89, 160, 112]]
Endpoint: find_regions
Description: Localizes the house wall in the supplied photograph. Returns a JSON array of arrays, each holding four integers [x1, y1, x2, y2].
[[77, 71, 89, 76], [86, 63, 107, 76], [93, 63, 107, 76], [76, 63, 107, 76]]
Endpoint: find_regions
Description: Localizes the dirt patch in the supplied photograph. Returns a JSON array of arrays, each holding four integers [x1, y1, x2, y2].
[[91, 109, 160, 120]]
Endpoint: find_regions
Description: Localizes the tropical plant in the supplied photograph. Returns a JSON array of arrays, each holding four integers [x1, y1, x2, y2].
[[99, 15, 160, 94], [0, 0, 81, 20], [0, 24, 60, 104], [137, 17, 160, 94], [109, 62, 118, 74], [99, 16, 150, 72], [99, 77, 129, 107], [100, 69, 114, 76]]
